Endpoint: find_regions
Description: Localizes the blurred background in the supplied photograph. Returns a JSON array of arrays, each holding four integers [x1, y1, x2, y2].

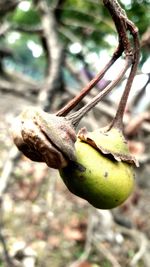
[[0, 0, 150, 266]]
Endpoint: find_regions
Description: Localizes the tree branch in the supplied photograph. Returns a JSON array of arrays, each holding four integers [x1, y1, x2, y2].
[[56, 0, 139, 124], [104, 0, 140, 129], [0, 0, 21, 16], [34, 0, 64, 111]]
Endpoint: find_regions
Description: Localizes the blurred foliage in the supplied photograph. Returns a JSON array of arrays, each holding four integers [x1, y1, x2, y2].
[[1, 0, 150, 79], [9, 7, 40, 26]]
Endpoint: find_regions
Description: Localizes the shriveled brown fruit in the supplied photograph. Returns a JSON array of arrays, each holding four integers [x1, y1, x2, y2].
[[11, 107, 76, 169]]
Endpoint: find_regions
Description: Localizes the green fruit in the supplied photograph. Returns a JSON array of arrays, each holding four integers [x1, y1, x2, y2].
[[59, 127, 136, 209]]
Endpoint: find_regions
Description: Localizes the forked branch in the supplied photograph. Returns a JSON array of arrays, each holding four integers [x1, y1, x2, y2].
[[56, 43, 123, 116], [60, 0, 140, 129]]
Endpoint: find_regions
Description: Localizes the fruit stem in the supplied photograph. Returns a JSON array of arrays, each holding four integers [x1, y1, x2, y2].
[[67, 56, 131, 128], [56, 44, 123, 117], [109, 21, 140, 130]]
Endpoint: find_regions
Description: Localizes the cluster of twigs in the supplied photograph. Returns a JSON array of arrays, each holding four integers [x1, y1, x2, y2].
[[56, 0, 140, 131]]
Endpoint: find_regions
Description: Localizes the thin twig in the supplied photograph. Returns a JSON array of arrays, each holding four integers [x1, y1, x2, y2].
[[125, 112, 150, 136], [46, 170, 57, 211], [68, 207, 95, 267], [0, 146, 20, 198], [67, 56, 131, 127], [0, 228, 15, 267], [130, 234, 148, 266], [94, 240, 122, 267], [57, 44, 122, 116], [0, 22, 10, 36], [130, 73, 150, 110], [65, 85, 150, 135], [117, 226, 149, 267]]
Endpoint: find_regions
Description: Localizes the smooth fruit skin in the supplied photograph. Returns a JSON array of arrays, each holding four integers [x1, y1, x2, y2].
[[59, 139, 135, 209]]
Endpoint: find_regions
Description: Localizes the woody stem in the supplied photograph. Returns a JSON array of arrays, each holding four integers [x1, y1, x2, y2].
[[56, 44, 123, 117], [68, 56, 131, 127]]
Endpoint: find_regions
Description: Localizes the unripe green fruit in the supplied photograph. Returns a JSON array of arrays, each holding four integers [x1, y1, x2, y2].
[[59, 128, 136, 209]]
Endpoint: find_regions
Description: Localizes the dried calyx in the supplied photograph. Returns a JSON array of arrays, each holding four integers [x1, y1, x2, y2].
[[78, 126, 138, 167]]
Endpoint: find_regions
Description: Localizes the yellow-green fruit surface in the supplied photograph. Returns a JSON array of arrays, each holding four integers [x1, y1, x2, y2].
[[59, 139, 135, 209]]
